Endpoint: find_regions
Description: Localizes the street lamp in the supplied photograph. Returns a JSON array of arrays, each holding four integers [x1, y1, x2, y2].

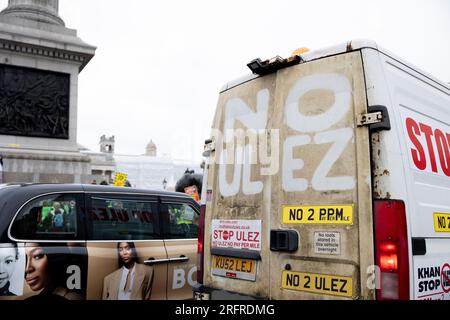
[[162, 178, 167, 190]]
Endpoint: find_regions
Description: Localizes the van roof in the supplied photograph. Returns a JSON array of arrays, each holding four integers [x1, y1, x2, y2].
[[221, 39, 450, 93]]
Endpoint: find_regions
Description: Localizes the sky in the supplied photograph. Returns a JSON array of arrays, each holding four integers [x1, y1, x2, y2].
[[0, 0, 449, 163]]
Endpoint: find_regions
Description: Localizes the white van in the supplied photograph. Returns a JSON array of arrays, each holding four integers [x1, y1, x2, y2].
[[194, 39, 450, 300]]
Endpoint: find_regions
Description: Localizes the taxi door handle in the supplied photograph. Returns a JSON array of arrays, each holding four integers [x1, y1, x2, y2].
[[169, 255, 189, 263], [144, 258, 170, 265]]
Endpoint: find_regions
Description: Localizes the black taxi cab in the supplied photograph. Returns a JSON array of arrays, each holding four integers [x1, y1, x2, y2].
[[0, 183, 199, 300]]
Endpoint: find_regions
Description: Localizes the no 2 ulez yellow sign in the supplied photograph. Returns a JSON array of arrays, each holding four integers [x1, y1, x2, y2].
[[282, 271, 353, 298], [434, 212, 450, 232], [282, 205, 353, 225]]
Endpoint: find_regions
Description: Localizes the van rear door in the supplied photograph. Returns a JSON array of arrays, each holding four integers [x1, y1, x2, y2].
[[269, 51, 373, 300], [204, 51, 374, 299], [203, 71, 278, 298]]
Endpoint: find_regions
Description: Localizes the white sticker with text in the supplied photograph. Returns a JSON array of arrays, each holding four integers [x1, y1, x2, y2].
[[211, 219, 262, 251], [314, 231, 341, 255]]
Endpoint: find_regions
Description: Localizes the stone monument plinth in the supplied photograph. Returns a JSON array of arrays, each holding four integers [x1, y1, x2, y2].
[[0, 0, 96, 183]]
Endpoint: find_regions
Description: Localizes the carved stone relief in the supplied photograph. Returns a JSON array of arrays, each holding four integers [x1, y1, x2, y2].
[[0, 64, 70, 139]]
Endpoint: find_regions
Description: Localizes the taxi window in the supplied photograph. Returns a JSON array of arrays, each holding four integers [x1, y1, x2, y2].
[[88, 197, 159, 241], [165, 203, 199, 239], [10, 194, 83, 240]]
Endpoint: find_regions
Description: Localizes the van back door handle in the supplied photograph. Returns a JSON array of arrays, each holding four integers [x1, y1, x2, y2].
[[270, 230, 298, 252], [144, 258, 170, 265]]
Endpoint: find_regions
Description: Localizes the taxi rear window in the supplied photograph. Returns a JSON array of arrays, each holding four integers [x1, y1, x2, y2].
[[10, 193, 83, 240]]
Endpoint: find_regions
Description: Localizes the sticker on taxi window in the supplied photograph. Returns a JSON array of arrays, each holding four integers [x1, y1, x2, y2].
[[282, 205, 353, 225], [434, 212, 450, 232], [282, 270, 353, 297]]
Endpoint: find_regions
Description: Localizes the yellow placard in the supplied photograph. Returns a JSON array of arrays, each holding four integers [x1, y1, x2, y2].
[[282, 271, 353, 298], [434, 212, 450, 232], [282, 205, 353, 225], [115, 173, 127, 182], [114, 172, 127, 186]]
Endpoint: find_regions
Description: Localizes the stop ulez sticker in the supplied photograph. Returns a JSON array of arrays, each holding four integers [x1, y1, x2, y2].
[[211, 219, 262, 251]]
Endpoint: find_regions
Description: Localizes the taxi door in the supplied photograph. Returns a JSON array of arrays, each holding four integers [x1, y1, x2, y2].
[[161, 195, 199, 300], [85, 193, 168, 300]]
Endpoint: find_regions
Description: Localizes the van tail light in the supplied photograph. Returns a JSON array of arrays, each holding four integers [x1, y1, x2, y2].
[[197, 203, 206, 284], [374, 200, 410, 300]]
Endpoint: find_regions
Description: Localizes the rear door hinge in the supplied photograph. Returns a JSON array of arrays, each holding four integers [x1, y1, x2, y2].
[[357, 105, 391, 131], [202, 138, 215, 157], [357, 112, 383, 126]]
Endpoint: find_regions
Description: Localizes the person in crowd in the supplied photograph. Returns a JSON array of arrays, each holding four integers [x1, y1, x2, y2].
[[175, 169, 203, 203], [50, 202, 65, 231], [102, 242, 153, 300]]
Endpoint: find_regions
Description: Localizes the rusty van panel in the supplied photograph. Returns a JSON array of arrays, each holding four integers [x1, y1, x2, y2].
[[204, 51, 373, 300]]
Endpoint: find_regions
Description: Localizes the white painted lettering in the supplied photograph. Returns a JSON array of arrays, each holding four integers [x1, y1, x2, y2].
[[312, 128, 355, 191], [282, 135, 311, 192], [285, 73, 351, 133]]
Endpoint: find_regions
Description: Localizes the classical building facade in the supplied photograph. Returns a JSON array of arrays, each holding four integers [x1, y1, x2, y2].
[[81, 136, 202, 191], [0, 1, 201, 188]]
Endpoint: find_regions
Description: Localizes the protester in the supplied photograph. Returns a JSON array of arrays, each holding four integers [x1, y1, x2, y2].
[[175, 169, 202, 203]]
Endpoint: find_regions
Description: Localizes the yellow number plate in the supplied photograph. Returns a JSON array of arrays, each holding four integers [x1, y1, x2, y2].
[[282, 271, 353, 297], [434, 212, 450, 232], [212, 256, 257, 281], [282, 205, 353, 225]]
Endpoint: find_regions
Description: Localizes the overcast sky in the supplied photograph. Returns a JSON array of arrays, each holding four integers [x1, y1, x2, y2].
[[1, 0, 449, 163]]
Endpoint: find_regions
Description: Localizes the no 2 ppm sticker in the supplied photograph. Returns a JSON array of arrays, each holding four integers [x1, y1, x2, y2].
[[282, 204, 353, 225]]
